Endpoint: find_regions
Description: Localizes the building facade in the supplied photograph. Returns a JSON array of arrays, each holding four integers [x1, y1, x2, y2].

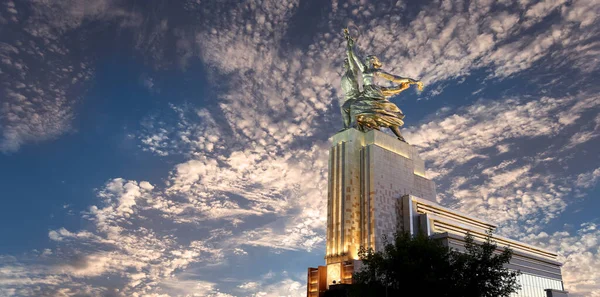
[[307, 129, 568, 297]]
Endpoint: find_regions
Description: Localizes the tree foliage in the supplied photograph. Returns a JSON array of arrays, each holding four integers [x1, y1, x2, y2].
[[348, 231, 520, 297]]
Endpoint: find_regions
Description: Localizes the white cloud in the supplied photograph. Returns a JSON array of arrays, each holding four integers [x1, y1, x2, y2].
[[48, 228, 75, 242], [0, 40, 92, 152], [0, 0, 140, 152], [237, 216, 324, 251], [405, 95, 597, 169], [0, 256, 103, 297], [0, 0, 166, 152], [235, 271, 305, 297], [0, 4, 335, 295], [329, 0, 600, 92], [138, 105, 223, 157], [562, 0, 600, 28], [403, 93, 600, 234], [522, 222, 600, 297], [238, 281, 259, 290], [232, 248, 247, 255], [1, 178, 231, 296], [566, 130, 598, 149], [141, 74, 155, 91], [523, 0, 568, 25], [251, 279, 304, 297], [158, 278, 233, 297], [576, 167, 600, 188], [496, 144, 511, 154]]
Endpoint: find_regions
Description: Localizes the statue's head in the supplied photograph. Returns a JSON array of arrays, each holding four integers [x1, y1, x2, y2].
[[365, 55, 382, 69]]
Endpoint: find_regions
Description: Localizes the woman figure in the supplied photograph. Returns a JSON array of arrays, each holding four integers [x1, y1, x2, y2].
[[346, 36, 422, 142]]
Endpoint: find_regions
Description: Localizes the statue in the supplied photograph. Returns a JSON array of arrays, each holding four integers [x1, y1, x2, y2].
[[340, 28, 423, 142], [340, 56, 360, 130]]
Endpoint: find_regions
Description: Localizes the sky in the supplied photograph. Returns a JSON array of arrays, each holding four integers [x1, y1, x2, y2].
[[0, 0, 599, 296]]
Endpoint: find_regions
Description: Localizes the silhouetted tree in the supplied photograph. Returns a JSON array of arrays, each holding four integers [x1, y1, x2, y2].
[[448, 232, 520, 297], [345, 231, 520, 297]]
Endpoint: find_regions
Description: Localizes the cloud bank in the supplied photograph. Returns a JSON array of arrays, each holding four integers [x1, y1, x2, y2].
[[1, 0, 599, 296]]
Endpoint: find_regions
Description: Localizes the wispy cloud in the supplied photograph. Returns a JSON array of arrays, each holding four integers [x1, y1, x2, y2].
[[1, 0, 600, 296], [404, 92, 600, 233], [336, 0, 600, 89], [523, 222, 600, 296], [234, 271, 305, 297], [402, 91, 600, 294], [576, 167, 600, 189], [0, 178, 229, 296], [406, 94, 599, 168], [0, 38, 92, 152], [0, 0, 134, 153]]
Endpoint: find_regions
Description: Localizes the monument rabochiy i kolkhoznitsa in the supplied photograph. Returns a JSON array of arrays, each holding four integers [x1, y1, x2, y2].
[[306, 28, 568, 297], [339, 28, 423, 142]]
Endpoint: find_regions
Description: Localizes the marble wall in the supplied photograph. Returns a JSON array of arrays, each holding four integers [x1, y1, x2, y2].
[[326, 129, 437, 257]]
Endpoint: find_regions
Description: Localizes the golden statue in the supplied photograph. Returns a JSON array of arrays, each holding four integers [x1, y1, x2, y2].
[[341, 28, 423, 142]]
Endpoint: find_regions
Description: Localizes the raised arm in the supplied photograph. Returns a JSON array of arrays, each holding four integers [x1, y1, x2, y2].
[[346, 47, 359, 76], [344, 30, 366, 73], [347, 43, 366, 73], [349, 46, 367, 73]]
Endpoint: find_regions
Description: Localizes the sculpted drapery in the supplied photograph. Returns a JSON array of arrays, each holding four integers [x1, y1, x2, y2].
[[340, 28, 423, 142]]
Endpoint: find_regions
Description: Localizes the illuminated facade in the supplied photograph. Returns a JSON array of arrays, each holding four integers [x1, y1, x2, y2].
[[306, 129, 568, 297]]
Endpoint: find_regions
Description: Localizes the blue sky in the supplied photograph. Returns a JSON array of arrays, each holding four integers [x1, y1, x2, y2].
[[1, 0, 599, 296]]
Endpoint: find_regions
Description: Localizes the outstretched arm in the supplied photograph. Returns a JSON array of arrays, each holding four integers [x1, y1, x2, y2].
[[378, 71, 424, 91], [378, 71, 418, 84], [381, 83, 411, 97]]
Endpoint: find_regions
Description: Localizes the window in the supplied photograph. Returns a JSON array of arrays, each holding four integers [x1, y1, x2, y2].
[[513, 272, 562, 297]]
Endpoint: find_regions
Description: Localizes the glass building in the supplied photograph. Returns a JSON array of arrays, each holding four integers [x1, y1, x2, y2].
[[512, 273, 564, 297]]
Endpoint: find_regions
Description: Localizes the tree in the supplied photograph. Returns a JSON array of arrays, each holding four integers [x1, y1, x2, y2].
[[347, 231, 520, 297], [448, 231, 520, 297]]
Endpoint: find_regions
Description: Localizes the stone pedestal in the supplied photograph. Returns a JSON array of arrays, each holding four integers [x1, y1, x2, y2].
[[325, 128, 436, 262]]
